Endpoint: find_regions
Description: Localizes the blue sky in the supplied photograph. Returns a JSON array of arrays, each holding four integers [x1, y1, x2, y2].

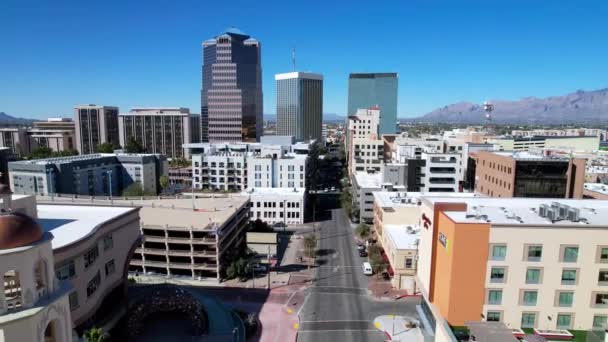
[[1, 0, 607, 119]]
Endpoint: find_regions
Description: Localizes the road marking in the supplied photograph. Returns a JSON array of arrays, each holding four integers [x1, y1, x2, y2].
[[286, 308, 294, 314], [297, 329, 379, 333], [374, 321, 381, 329], [296, 292, 311, 316], [293, 323, 299, 329], [300, 320, 370, 323]]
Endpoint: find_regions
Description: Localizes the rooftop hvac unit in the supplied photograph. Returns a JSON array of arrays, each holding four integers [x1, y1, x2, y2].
[[567, 207, 580, 222], [546, 208, 558, 221], [539, 204, 549, 217], [551, 201, 560, 209], [558, 204, 570, 219]]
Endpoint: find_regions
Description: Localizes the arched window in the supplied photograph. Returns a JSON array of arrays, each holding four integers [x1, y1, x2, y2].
[[3, 270, 21, 311], [34, 259, 48, 299]]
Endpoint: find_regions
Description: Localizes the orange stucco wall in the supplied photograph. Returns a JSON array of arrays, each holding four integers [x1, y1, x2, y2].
[[433, 212, 490, 326]]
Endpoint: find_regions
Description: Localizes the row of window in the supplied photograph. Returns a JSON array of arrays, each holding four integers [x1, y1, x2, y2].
[[255, 211, 300, 219], [68, 258, 116, 311], [482, 160, 513, 174], [489, 266, 608, 286], [486, 311, 607, 330], [491, 244, 608, 263], [255, 201, 300, 208]]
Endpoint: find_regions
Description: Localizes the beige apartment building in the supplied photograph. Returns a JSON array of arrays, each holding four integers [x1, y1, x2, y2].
[[74, 105, 120, 155]]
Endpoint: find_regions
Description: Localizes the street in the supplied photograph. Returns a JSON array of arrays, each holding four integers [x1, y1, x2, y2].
[[297, 208, 420, 342]]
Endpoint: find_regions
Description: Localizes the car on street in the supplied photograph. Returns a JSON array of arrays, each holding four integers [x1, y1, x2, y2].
[[252, 264, 267, 273], [362, 262, 373, 275], [358, 249, 368, 257]]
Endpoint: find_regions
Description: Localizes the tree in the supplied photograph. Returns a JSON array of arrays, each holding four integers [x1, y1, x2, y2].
[[125, 136, 146, 153], [249, 219, 273, 233], [355, 223, 370, 240], [303, 235, 317, 258], [340, 186, 353, 218], [84, 327, 106, 342], [368, 245, 387, 278], [226, 257, 251, 280], [96, 142, 115, 153], [159, 175, 169, 190], [29, 147, 54, 159], [121, 183, 144, 196]]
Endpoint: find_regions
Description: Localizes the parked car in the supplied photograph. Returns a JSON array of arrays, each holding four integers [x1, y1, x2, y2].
[[362, 262, 373, 276], [252, 264, 267, 273], [357, 244, 366, 252], [358, 249, 368, 257]]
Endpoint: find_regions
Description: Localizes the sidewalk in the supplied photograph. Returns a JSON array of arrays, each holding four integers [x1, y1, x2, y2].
[[368, 277, 413, 300]]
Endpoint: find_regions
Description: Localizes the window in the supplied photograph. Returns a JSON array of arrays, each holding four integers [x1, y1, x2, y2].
[[526, 245, 542, 261], [556, 314, 572, 329], [526, 268, 541, 284], [86, 271, 101, 297], [103, 234, 113, 251], [490, 267, 506, 283], [562, 246, 579, 263], [69, 291, 79, 311], [558, 291, 574, 307], [521, 313, 536, 328], [488, 290, 502, 305], [84, 246, 99, 268], [599, 247, 608, 263], [593, 315, 607, 329], [561, 269, 577, 285], [491, 245, 507, 261], [595, 293, 608, 306], [105, 259, 116, 276], [522, 291, 538, 306], [486, 311, 501, 322], [405, 258, 413, 269], [56, 260, 76, 280], [599, 270, 608, 284]]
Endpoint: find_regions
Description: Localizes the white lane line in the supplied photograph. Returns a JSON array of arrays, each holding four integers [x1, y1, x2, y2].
[[296, 292, 311, 316], [297, 329, 378, 333]]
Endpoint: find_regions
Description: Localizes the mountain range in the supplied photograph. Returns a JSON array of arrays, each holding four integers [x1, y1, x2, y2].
[[414, 88, 608, 124], [0, 112, 36, 126]]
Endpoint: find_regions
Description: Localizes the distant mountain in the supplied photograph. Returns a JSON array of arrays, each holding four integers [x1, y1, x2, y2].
[[415, 88, 608, 124], [264, 113, 346, 122], [0, 112, 36, 126]]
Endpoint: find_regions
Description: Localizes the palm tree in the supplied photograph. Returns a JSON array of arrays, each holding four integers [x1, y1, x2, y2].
[[84, 327, 106, 342]]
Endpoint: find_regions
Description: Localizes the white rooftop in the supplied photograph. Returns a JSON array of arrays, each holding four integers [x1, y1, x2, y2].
[[275, 72, 323, 80], [420, 196, 608, 227], [353, 172, 383, 188], [37, 205, 137, 249], [584, 183, 608, 195], [492, 151, 572, 161], [384, 224, 420, 250], [242, 187, 306, 196], [374, 191, 481, 208]]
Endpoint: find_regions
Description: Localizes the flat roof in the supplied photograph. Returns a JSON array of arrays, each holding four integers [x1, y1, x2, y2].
[[384, 224, 420, 250], [275, 72, 323, 80], [108, 196, 249, 229], [374, 191, 481, 208], [491, 151, 572, 161], [242, 187, 305, 196], [37, 205, 137, 249], [353, 172, 383, 188], [11, 152, 160, 165], [425, 197, 608, 227], [584, 183, 608, 195]]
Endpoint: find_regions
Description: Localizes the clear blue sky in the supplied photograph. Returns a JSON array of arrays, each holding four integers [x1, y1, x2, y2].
[[1, 0, 607, 119]]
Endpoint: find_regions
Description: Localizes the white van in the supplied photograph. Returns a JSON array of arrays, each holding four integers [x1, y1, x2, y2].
[[362, 262, 373, 276]]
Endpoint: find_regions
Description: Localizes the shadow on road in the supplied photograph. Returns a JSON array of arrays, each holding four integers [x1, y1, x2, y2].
[[315, 248, 336, 256]]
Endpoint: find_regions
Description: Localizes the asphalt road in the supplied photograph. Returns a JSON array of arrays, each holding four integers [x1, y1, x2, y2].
[[297, 208, 420, 342]]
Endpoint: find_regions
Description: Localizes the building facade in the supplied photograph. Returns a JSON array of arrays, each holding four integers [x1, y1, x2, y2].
[[347, 73, 398, 135], [472, 151, 585, 199], [418, 196, 608, 331], [201, 28, 263, 143], [74, 105, 119, 155], [0, 128, 30, 156], [9, 153, 167, 196], [420, 152, 462, 193], [244, 188, 305, 225], [348, 108, 383, 176], [118, 107, 196, 159], [275, 72, 323, 141], [28, 119, 76, 153]]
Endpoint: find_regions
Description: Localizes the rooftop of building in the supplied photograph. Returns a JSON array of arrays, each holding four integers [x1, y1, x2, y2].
[[37, 204, 138, 249], [242, 187, 305, 197], [584, 182, 608, 195], [497, 135, 598, 141], [10, 152, 162, 165], [275, 72, 323, 80], [373, 191, 481, 209], [120, 107, 190, 115], [108, 196, 249, 230], [486, 151, 576, 161], [423, 196, 608, 227], [349, 73, 398, 78], [353, 171, 383, 189], [383, 224, 420, 250]]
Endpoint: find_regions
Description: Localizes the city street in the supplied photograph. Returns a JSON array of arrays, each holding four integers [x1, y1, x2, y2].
[[297, 208, 420, 342]]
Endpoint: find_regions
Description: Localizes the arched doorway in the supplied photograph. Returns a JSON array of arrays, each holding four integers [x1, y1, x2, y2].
[[44, 320, 57, 342]]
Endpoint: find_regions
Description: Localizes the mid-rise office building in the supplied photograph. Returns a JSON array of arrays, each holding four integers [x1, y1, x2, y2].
[[118, 107, 197, 159], [0, 127, 30, 156], [347, 73, 398, 135], [74, 105, 120, 155], [244, 187, 305, 225], [201, 28, 263, 143], [28, 118, 76, 153], [247, 152, 307, 189], [417, 196, 608, 331], [420, 152, 462, 193], [488, 135, 600, 153], [471, 151, 585, 198], [9, 153, 167, 196], [348, 108, 383, 175], [275, 72, 323, 141]]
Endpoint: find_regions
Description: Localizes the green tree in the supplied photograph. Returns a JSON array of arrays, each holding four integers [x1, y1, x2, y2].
[[226, 257, 251, 280], [159, 175, 169, 190], [306, 142, 323, 191], [95, 142, 115, 153], [125, 136, 146, 153], [29, 147, 54, 159], [355, 223, 370, 240], [303, 235, 317, 258], [339, 186, 353, 218], [84, 327, 106, 342], [368, 245, 387, 278], [121, 183, 145, 196], [169, 158, 191, 167]]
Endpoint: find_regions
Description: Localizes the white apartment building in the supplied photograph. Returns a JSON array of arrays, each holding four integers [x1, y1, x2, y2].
[[244, 188, 305, 225], [420, 152, 462, 192], [348, 108, 383, 175], [352, 171, 405, 223], [189, 140, 310, 191]]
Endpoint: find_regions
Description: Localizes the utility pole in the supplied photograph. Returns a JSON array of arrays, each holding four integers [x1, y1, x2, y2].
[[267, 244, 271, 289]]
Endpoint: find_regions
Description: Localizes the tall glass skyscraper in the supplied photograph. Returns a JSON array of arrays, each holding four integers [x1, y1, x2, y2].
[[275, 72, 323, 141], [347, 73, 398, 135], [201, 28, 263, 142]]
